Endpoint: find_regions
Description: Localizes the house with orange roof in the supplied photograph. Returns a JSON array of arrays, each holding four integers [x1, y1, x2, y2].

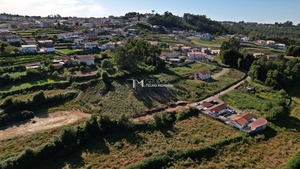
[[229, 111, 256, 129], [248, 118, 268, 133]]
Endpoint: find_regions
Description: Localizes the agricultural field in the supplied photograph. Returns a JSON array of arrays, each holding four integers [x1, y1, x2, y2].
[[189, 37, 228, 49], [44, 115, 241, 169]]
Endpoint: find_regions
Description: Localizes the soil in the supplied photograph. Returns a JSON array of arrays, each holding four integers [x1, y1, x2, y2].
[[0, 110, 91, 141]]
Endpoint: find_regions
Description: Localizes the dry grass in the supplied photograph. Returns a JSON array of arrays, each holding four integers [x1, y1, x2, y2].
[[57, 115, 240, 169]]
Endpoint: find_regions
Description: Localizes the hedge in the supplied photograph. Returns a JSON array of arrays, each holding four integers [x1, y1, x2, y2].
[[0, 81, 71, 99]]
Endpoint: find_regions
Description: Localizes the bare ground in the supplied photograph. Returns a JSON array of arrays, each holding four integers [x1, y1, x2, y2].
[[0, 110, 91, 141]]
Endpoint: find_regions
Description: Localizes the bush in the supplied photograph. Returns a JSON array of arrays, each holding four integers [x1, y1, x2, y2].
[[176, 108, 199, 121], [283, 153, 300, 169]]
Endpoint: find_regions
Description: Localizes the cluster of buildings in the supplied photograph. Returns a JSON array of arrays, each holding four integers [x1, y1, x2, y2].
[[196, 100, 268, 133], [256, 39, 286, 49]]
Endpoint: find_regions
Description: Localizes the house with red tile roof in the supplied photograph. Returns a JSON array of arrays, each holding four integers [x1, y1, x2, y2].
[[207, 103, 228, 118], [229, 112, 256, 129], [248, 118, 267, 132]]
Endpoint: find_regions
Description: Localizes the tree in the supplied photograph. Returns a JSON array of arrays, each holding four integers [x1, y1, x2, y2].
[[101, 59, 114, 70], [101, 71, 110, 85], [220, 49, 244, 67]]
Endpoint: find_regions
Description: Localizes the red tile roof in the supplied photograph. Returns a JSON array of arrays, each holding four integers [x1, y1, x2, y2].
[[202, 101, 214, 108], [249, 118, 267, 129], [231, 112, 255, 126], [208, 103, 227, 113]]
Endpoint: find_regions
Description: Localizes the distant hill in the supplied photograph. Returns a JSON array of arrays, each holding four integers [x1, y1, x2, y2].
[[148, 12, 228, 34]]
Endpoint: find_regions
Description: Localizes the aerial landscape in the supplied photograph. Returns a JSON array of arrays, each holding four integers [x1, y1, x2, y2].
[[0, 0, 300, 168]]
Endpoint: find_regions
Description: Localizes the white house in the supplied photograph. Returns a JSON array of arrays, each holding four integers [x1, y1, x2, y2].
[[275, 43, 286, 50], [38, 40, 55, 53], [229, 112, 256, 129], [84, 42, 99, 50], [100, 42, 115, 50], [76, 55, 95, 65], [266, 40, 276, 47], [248, 118, 267, 132], [187, 52, 207, 60], [241, 37, 251, 43], [199, 33, 213, 41], [194, 70, 211, 80], [20, 45, 37, 54]]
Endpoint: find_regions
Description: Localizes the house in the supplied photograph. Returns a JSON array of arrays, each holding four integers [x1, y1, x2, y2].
[[194, 70, 211, 80], [257, 40, 266, 46], [74, 38, 87, 46], [20, 45, 37, 54], [266, 40, 276, 47], [241, 37, 251, 43], [38, 40, 55, 53], [76, 55, 95, 65], [199, 33, 213, 41], [23, 38, 37, 45], [100, 42, 115, 50], [25, 62, 41, 69], [85, 33, 98, 40], [5, 35, 21, 43], [206, 103, 228, 118], [84, 42, 99, 50], [180, 46, 192, 53], [248, 118, 268, 133], [229, 112, 256, 129], [275, 43, 286, 50], [187, 52, 207, 60]]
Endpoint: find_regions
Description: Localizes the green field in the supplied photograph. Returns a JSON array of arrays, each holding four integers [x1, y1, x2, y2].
[[190, 37, 228, 49]]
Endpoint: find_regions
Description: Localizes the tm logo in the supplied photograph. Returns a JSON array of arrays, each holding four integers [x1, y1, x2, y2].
[[128, 79, 144, 89]]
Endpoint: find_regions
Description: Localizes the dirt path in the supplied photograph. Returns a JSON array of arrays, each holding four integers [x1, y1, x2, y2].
[[0, 110, 91, 141], [131, 76, 248, 123], [212, 68, 230, 79]]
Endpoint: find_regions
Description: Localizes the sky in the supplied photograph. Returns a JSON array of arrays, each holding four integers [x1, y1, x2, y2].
[[0, 0, 299, 24]]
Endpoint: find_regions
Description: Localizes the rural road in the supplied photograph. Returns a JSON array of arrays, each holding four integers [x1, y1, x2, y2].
[[211, 68, 230, 79], [132, 75, 249, 122]]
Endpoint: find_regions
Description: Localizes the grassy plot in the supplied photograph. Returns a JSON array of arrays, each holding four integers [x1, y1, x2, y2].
[[53, 116, 240, 169], [189, 37, 228, 49], [171, 130, 300, 169], [0, 79, 58, 91], [173, 69, 245, 101]]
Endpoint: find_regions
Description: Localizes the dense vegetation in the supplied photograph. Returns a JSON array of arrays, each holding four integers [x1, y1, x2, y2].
[[248, 55, 300, 89], [148, 12, 227, 34], [223, 21, 300, 45], [220, 38, 255, 70], [286, 45, 300, 57]]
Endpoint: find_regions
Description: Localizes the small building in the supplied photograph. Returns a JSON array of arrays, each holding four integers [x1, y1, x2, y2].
[[20, 45, 37, 54], [76, 55, 95, 65], [25, 62, 41, 69], [5, 35, 21, 43], [74, 38, 87, 46], [207, 103, 228, 118], [229, 112, 256, 129], [187, 52, 207, 60], [248, 118, 268, 133], [85, 33, 98, 40], [38, 40, 55, 53], [199, 33, 213, 41], [194, 70, 211, 80], [84, 42, 99, 50], [275, 43, 286, 50], [266, 40, 276, 47]]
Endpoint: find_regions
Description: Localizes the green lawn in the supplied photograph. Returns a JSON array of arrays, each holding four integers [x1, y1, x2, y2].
[[56, 49, 76, 55], [0, 79, 56, 91], [190, 37, 228, 49]]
